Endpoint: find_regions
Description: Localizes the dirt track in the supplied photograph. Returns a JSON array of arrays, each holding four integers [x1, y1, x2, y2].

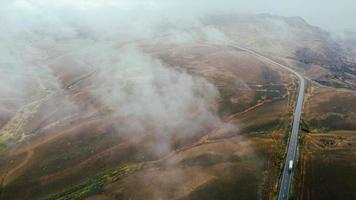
[[1, 116, 103, 186]]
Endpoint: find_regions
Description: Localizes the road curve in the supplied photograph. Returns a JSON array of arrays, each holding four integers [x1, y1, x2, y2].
[[229, 44, 305, 200]]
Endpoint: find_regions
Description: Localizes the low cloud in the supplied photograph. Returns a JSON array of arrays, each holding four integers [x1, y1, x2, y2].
[[85, 46, 226, 154], [0, 0, 233, 150]]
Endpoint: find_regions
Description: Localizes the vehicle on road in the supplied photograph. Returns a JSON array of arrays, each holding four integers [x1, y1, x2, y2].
[[288, 160, 294, 172]]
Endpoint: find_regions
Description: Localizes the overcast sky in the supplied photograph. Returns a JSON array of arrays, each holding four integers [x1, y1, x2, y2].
[[0, 0, 355, 35]]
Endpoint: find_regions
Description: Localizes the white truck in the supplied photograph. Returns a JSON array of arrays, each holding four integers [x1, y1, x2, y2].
[[288, 160, 294, 172]]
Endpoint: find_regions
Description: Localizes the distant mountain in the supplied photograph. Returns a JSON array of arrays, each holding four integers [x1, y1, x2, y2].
[[205, 14, 356, 89]]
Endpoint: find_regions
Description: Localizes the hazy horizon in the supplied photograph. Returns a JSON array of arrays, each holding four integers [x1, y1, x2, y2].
[[1, 0, 354, 36]]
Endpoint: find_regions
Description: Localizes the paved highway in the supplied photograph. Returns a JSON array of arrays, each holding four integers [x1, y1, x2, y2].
[[229, 44, 305, 200]]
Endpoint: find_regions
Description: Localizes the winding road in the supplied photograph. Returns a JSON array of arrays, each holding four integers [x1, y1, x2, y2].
[[229, 44, 305, 200]]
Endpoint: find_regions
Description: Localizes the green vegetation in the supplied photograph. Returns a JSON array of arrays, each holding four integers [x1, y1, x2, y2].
[[217, 86, 245, 116], [48, 163, 144, 200], [0, 141, 6, 152], [300, 119, 310, 133]]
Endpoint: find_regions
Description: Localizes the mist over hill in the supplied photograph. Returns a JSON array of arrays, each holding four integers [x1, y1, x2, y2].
[[0, 1, 355, 200]]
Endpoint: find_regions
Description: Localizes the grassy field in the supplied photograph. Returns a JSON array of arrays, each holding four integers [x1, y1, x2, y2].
[[87, 130, 289, 200], [84, 92, 294, 200], [0, 43, 296, 200], [295, 131, 356, 200], [294, 84, 356, 199]]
